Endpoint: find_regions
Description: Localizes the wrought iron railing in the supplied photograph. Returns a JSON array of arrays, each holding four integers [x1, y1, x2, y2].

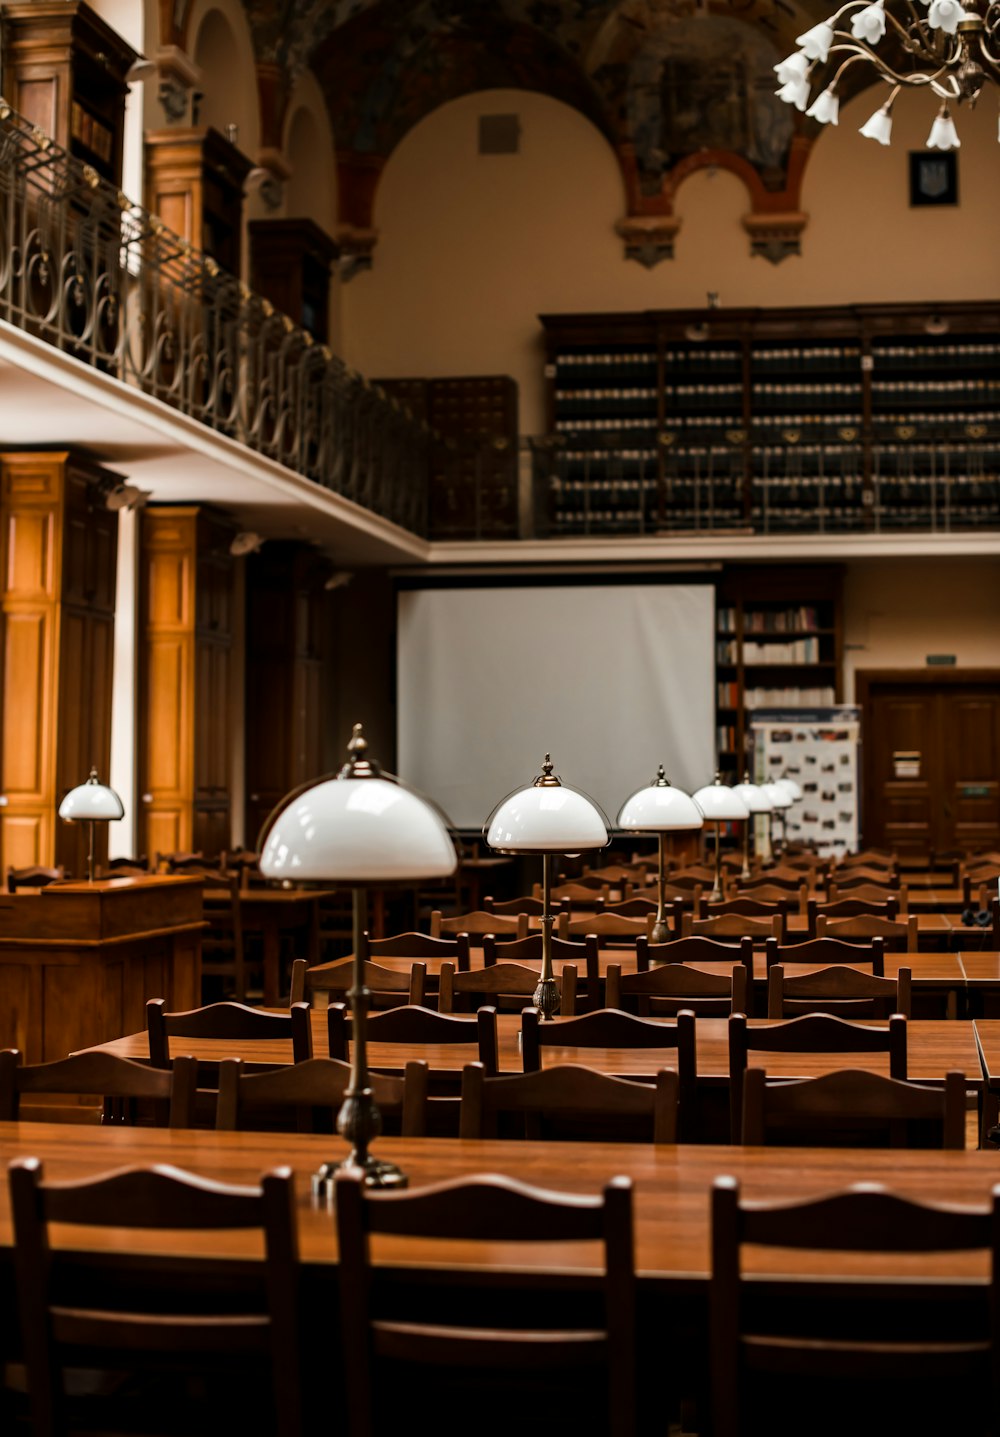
[[0, 101, 430, 536]]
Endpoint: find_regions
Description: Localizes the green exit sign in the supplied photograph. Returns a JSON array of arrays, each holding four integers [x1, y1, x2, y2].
[[962, 785, 990, 798], [926, 654, 956, 666]]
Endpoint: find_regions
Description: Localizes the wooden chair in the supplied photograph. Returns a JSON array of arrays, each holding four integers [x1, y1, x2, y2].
[[672, 865, 718, 885], [358, 1004, 500, 1075], [608, 886, 701, 914], [96, 855, 150, 876], [155, 850, 209, 872], [767, 964, 911, 1019], [728, 1011, 907, 1142], [584, 862, 648, 884], [306, 958, 427, 1011], [637, 935, 755, 1013], [541, 880, 610, 907], [459, 1061, 678, 1143], [964, 870, 1000, 906], [335, 1168, 637, 1437], [364, 930, 472, 972], [196, 869, 250, 1001], [838, 848, 897, 868], [682, 912, 784, 944], [699, 896, 791, 920], [483, 894, 568, 917], [439, 959, 580, 1016], [10, 1157, 303, 1437], [830, 868, 900, 891], [806, 894, 898, 937], [742, 1065, 965, 1148], [816, 913, 918, 952], [216, 1055, 430, 1135], [709, 1175, 1000, 1437], [221, 847, 262, 888], [146, 997, 314, 1067], [738, 871, 811, 893], [482, 933, 601, 1010], [0, 1049, 198, 1127], [765, 935, 886, 975], [559, 872, 616, 892], [559, 912, 653, 944], [521, 1007, 697, 1132], [607, 961, 747, 1018], [429, 908, 528, 942], [6, 865, 65, 893]]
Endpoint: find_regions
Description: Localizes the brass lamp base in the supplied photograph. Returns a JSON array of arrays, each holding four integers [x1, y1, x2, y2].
[[533, 975, 560, 1021], [649, 917, 671, 946], [312, 1155, 409, 1198]]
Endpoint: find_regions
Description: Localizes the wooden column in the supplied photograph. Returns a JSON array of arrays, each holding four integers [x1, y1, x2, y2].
[[138, 507, 235, 862], [0, 452, 119, 877], [244, 544, 329, 847], [144, 127, 253, 274]]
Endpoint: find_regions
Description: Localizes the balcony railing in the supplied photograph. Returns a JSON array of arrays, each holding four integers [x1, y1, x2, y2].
[[0, 101, 430, 536]]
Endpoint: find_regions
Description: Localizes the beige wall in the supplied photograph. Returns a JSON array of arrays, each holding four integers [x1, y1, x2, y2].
[[842, 557, 1000, 701], [342, 86, 1000, 432]]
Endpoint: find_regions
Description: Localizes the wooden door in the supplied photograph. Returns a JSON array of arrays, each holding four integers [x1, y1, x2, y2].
[[859, 673, 1000, 854]]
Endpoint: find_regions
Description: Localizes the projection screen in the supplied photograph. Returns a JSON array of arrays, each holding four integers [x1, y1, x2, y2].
[[397, 584, 716, 830]]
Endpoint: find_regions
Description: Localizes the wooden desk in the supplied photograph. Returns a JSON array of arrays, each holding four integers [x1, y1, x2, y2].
[[0, 876, 202, 1064], [80, 1012, 983, 1091], [204, 887, 330, 1006]]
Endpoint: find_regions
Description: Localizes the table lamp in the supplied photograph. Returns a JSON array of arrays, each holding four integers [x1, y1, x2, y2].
[[733, 774, 774, 882], [617, 767, 703, 943], [762, 781, 794, 859], [691, 775, 750, 902], [57, 768, 124, 882], [259, 723, 456, 1192], [484, 754, 609, 1020]]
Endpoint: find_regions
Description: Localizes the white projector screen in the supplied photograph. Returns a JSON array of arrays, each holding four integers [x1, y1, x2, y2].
[[397, 584, 715, 830]]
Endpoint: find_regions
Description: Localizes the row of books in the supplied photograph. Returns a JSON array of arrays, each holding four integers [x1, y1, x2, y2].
[[744, 686, 836, 709], [743, 637, 822, 663]]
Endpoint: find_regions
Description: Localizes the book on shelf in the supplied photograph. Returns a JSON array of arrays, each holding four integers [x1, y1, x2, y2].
[[744, 606, 820, 632], [744, 685, 836, 709], [743, 637, 821, 663], [717, 680, 740, 707]]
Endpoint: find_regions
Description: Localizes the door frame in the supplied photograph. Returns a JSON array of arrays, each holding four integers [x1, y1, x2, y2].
[[855, 668, 1000, 849]]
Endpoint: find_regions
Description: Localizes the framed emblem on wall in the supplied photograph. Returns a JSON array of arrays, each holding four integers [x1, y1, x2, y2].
[[909, 151, 958, 207]]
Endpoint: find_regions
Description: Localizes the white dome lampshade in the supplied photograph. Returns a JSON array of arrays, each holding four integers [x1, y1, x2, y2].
[[692, 774, 750, 902], [776, 775, 803, 802], [618, 766, 702, 945], [762, 782, 794, 811], [260, 726, 456, 885], [58, 768, 124, 883], [617, 767, 704, 832], [485, 755, 610, 855]]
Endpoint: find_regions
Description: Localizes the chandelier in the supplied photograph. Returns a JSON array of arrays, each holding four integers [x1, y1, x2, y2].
[[773, 0, 999, 149]]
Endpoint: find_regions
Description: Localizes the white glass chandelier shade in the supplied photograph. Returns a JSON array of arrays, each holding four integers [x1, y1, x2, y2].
[[762, 782, 795, 811], [58, 770, 124, 822], [733, 780, 774, 814], [617, 772, 704, 833], [485, 756, 610, 855], [691, 778, 751, 822], [773, 0, 1000, 152], [259, 724, 457, 884]]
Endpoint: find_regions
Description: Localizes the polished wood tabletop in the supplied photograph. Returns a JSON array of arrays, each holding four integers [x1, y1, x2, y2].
[[79, 1012, 984, 1088], [0, 1122, 995, 1285]]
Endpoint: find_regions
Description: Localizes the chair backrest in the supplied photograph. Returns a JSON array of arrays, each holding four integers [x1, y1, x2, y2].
[[830, 868, 899, 891], [6, 865, 65, 893], [765, 935, 885, 975], [361, 1003, 500, 1075], [482, 933, 601, 1009], [608, 886, 700, 914], [816, 913, 917, 952], [728, 1010, 907, 1142], [221, 847, 262, 887], [683, 912, 784, 944], [335, 1168, 637, 1437], [0, 1049, 198, 1127], [482, 894, 557, 917], [544, 880, 609, 906], [363, 930, 471, 971], [308, 959, 427, 1009], [10, 1156, 303, 1437], [155, 850, 209, 873], [806, 894, 899, 937], [289, 958, 308, 1006], [737, 873, 809, 894], [742, 1065, 965, 1148], [429, 908, 528, 941], [216, 1055, 429, 1135], [607, 962, 747, 1019], [839, 849, 897, 869], [657, 873, 707, 893], [196, 868, 247, 1000], [459, 1061, 678, 1143], [146, 997, 313, 1067], [671, 865, 718, 884], [700, 896, 794, 919], [767, 963, 911, 1019], [560, 912, 653, 944], [637, 935, 755, 1012], [709, 1174, 1000, 1437], [439, 959, 579, 1016]]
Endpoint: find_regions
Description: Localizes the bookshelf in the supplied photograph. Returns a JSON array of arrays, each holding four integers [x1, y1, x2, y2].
[[537, 303, 1000, 537], [714, 566, 843, 777]]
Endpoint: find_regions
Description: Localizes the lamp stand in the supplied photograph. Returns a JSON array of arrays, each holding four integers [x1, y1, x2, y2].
[[650, 832, 671, 945], [740, 818, 752, 883], [709, 821, 724, 903], [87, 819, 96, 884], [534, 852, 560, 1021], [313, 886, 407, 1196]]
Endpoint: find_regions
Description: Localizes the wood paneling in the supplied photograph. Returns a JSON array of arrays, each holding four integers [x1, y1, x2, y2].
[[0, 452, 120, 877], [138, 508, 235, 859], [859, 671, 1000, 853], [144, 128, 253, 275]]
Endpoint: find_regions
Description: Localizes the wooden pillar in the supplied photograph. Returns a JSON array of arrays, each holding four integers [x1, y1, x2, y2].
[[0, 452, 119, 876], [244, 544, 330, 847], [137, 507, 235, 862]]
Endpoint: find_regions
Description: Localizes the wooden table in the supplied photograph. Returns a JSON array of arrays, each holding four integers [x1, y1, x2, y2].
[[204, 887, 332, 1006], [79, 1012, 984, 1091], [0, 876, 202, 1064]]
